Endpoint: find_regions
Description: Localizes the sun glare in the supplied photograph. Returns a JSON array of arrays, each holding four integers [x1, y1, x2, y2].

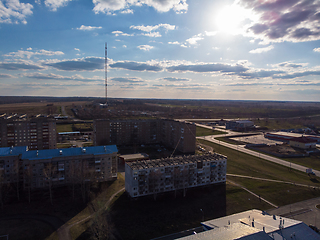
[[215, 5, 253, 35]]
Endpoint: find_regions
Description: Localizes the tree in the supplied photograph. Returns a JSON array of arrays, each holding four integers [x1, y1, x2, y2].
[[43, 162, 56, 205], [24, 164, 33, 203], [12, 159, 20, 201], [0, 168, 4, 209], [89, 201, 113, 240]]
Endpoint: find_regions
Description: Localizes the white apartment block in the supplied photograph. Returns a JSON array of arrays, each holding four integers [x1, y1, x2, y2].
[[125, 153, 227, 198]]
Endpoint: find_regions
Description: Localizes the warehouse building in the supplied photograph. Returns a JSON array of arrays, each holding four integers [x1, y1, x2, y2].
[[94, 119, 196, 153], [226, 120, 254, 131], [0, 145, 118, 190], [125, 153, 227, 198], [0, 114, 57, 150]]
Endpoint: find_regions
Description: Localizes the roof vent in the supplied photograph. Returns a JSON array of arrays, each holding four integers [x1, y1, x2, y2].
[[59, 150, 63, 155]]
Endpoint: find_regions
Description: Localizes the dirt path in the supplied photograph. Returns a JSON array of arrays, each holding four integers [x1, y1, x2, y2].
[[56, 187, 125, 240]]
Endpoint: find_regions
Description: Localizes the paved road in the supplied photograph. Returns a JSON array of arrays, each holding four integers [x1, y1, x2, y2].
[[197, 135, 320, 177], [268, 197, 320, 228]]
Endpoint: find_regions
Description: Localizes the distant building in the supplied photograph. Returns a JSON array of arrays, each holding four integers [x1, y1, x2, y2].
[[94, 119, 196, 153], [125, 153, 227, 198], [0, 145, 118, 190], [226, 120, 254, 131], [179, 209, 320, 240], [265, 132, 320, 148], [289, 137, 317, 149], [0, 115, 57, 150], [118, 153, 149, 165]]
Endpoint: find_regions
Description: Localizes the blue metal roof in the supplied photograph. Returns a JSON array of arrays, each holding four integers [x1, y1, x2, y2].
[[21, 145, 118, 160], [0, 146, 28, 157]]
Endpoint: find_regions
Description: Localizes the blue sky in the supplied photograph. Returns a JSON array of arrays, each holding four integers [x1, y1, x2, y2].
[[1, 0, 320, 101]]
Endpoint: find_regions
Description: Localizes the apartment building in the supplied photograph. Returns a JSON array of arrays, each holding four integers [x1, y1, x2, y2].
[[0, 145, 118, 190], [94, 119, 196, 153], [125, 153, 227, 198], [0, 115, 57, 150]]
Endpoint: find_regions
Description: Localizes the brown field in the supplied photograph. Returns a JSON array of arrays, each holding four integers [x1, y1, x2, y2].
[[0, 101, 91, 115]]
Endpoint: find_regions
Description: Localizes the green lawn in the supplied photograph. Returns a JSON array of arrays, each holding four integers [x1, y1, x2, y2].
[[198, 139, 320, 187], [282, 155, 320, 172], [227, 176, 320, 207], [56, 124, 73, 133], [196, 126, 225, 136]]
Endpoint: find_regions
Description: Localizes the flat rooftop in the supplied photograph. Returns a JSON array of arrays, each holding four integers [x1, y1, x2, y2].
[[119, 153, 149, 161], [126, 153, 227, 170], [202, 209, 300, 233]]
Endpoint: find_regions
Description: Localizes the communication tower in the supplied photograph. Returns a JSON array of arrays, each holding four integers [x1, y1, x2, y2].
[[105, 42, 108, 104]]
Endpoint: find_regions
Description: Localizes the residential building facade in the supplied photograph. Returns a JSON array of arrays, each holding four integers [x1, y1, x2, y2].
[[125, 153, 227, 198], [0, 115, 57, 150], [94, 119, 196, 153], [0, 145, 118, 190]]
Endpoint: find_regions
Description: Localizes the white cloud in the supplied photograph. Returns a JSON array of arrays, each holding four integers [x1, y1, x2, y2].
[[186, 34, 204, 45], [44, 0, 72, 11], [74, 48, 80, 52], [143, 32, 161, 37], [130, 23, 175, 32], [137, 45, 154, 51], [76, 25, 102, 31], [4, 49, 64, 59], [168, 41, 180, 45], [0, 0, 33, 24], [237, 0, 320, 43], [249, 45, 274, 54], [313, 48, 320, 53], [111, 30, 134, 37], [93, 0, 188, 14], [23, 72, 103, 82], [120, 8, 133, 14], [122, 45, 127, 48]]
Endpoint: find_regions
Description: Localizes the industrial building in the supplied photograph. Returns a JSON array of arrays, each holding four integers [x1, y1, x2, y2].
[[226, 120, 254, 131], [0, 114, 57, 150], [0, 145, 117, 190], [265, 132, 319, 149], [180, 209, 320, 240], [125, 153, 227, 198], [94, 119, 196, 153]]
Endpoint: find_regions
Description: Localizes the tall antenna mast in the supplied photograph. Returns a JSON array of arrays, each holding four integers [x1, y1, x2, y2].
[[105, 42, 108, 104]]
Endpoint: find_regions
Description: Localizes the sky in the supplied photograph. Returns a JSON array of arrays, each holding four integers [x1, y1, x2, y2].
[[1, 0, 320, 101]]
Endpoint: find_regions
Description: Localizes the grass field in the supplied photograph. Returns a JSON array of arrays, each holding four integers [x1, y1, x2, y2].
[[196, 126, 225, 136], [56, 124, 73, 133], [198, 139, 320, 186]]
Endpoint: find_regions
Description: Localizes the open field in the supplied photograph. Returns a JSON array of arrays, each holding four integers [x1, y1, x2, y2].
[[56, 123, 93, 133], [198, 139, 320, 186], [196, 126, 225, 136], [227, 176, 320, 207], [0, 101, 90, 115]]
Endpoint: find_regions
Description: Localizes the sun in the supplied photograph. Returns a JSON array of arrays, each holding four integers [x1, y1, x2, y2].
[[215, 4, 254, 35]]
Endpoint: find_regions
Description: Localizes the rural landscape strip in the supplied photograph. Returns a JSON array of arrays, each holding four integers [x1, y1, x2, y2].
[[227, 174, 320, 189]]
